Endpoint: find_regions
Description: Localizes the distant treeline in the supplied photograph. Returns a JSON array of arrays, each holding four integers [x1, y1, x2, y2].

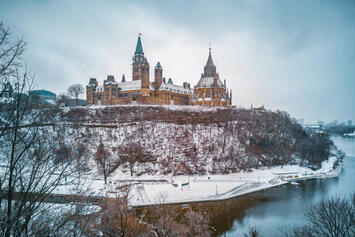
[[324, 125, 355, 136]]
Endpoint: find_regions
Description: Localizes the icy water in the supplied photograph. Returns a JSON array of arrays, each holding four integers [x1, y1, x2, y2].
[[192, 136, 355, 237]]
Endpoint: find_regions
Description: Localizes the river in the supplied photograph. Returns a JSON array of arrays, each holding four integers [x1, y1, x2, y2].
[[190, 136, 355, 236]]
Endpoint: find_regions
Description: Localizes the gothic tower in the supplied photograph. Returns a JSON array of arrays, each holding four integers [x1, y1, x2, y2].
[[203, 47, 217, 78], [132, 35, 150, 89], [192, 46, 230, 106], [154, 62, 162, 90]]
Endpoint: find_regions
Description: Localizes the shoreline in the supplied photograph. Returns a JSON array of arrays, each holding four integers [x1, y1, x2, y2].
[[48, 154, 343, 208], [128, 155, 343, 207], [130, 169, 342, 208]]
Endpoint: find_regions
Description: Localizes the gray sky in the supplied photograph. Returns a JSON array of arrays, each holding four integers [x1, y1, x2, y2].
[[1, 0, 354, 123]]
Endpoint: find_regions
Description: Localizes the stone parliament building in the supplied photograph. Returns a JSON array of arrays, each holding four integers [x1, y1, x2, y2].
[[86, 36, 232, 106]]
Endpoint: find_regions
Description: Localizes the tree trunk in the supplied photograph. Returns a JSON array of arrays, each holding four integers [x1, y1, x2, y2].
[[130, 162, 133, 176]]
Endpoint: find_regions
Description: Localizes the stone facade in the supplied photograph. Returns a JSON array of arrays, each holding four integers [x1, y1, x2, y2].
[[86, 36, 231, 107]]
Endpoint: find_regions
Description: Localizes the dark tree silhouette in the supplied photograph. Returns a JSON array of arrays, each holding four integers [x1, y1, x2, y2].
[[0, 22, 84, 236], [94, 142, 115, 184], [280, 194, 355, 237], [67, 84, 84, 106]]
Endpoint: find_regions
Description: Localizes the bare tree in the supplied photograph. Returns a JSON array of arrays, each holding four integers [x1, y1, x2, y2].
[[56, 93, 70, 107], [67, 84, 84, 106], [0, 22, 25, 97], [185, 208, 211, 237], [146, 193, 187, 237], [0, 66, 79, 236], [0, 22, 86, 236], [0, 22, 25, 139], [95, 142, 116, 184], [244, 226, 262, 237], [100, 187, 147, 237], [280, 194, 355, 237], [119, 141, 152, 176], [139, 193, 211, 237]]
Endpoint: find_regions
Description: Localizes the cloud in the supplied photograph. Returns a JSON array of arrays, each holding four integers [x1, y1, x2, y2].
[[0, 0, 354, 123]]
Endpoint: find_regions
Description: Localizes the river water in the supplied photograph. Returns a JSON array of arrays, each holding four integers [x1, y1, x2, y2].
[[191, 136, 355, 236]]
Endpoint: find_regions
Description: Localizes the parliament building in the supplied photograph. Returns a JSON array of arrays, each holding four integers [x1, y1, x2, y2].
[[86, 36, 231, 106]]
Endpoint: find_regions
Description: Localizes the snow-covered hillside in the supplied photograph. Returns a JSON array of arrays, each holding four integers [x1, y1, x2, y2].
[[45, 105, 337, 177]]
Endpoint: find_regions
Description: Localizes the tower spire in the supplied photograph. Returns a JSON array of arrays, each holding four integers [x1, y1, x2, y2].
[[206, 44, 215, 67], [135, 34, 144, 55], [203, 44, 216, 77]]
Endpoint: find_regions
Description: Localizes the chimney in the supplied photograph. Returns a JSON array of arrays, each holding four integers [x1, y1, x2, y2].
[[183, 82, 187, 89], [163, 77, 166, 83], [224, 79, 226, 88]]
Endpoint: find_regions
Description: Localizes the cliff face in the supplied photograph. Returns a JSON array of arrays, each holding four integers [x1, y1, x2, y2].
[[51, 105, 333, 176]]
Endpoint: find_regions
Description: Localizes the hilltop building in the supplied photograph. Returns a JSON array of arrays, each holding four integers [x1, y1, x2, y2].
[[191, 47, 231, 106], [86, 35, 231, 107], [86, 36, 192, 106]]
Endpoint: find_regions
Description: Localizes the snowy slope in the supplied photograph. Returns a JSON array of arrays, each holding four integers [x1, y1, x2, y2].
[[44, 105, 338, 177]]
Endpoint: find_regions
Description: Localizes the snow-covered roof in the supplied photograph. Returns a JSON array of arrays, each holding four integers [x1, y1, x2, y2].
[[46, 99, 57, 105], [94, 79, 192, 94], [159, 82, 192, 94], [104, 81, 118, 85], [0, 97, 15, 103], [195, 77, 224, 88], [117, 80, 141, 91], [96, 86, 104, 92]]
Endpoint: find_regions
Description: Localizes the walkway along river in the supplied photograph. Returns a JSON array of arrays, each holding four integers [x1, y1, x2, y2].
[[186, 136, 355, 236]]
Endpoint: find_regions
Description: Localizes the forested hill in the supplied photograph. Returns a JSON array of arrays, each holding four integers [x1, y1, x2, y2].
[[46, 105, 337, 175]]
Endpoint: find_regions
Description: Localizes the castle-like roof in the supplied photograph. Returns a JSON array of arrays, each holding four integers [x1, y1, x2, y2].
[[195, 77, 223, 88], [135, 36, 144, 55], [155, 62, 162, 69], [195, 48, 224, 89], [104, 75, 118, 85], [203, 48, 217, 77]]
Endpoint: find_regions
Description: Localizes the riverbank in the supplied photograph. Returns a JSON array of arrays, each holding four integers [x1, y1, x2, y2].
[[51, 154, 342, 207], [128, 155, 342, 207]]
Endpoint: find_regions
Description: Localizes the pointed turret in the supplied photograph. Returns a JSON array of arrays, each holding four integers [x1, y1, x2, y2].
[[206, 47, 214, 67], [154, 62, 163, 90], [203, 46, 216, 77], [135, 36, 144, 55], [155, 62, 162, 69]]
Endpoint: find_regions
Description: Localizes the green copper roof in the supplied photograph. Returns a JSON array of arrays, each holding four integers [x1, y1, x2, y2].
[[155, 62, 162, 68], [135, 36, 144, 55]]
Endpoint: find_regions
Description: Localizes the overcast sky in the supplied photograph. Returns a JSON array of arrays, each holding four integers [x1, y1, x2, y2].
[[1, 0, 354, 123]]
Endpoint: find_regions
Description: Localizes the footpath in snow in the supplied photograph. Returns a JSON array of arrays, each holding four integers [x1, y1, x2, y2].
[[53, 156, 342, 207]]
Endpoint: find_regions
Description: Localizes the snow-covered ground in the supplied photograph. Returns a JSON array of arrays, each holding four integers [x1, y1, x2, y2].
[[51, 155, 342, 207]]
